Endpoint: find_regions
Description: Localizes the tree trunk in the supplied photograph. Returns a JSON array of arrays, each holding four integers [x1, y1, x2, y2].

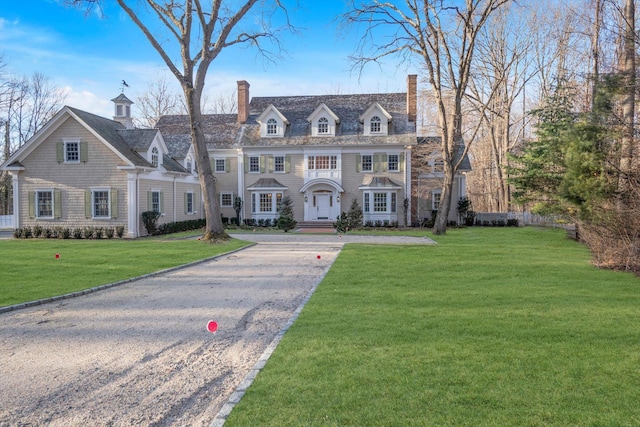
[[619, 0, 635, 190], [433, 163, 455, 234], [183, 86, 227, 240]]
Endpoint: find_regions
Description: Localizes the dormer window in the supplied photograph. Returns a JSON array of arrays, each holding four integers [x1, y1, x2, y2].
[[151, 147, 159, 168], [360, 103, 392, 136], [267, 118, 278, 135], [186, 156, 193, 173], [318, 117, 329, 134], [370, 116, 382, 133], [257, 105, 289, 137], [307, 104, 340, 137]]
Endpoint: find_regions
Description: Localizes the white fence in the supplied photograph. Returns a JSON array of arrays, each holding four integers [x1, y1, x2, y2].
[[0, 215, 14, 229]]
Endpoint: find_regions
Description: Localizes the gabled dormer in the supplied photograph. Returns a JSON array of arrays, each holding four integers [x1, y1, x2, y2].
[[307, 103, 340, 137], [360, 103, 392, 136], [256, 104, 289, 138]]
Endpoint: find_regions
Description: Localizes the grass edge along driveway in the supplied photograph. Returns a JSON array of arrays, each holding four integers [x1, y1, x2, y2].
[[0, 237, 250, 308], [226, 227, 640, 427]]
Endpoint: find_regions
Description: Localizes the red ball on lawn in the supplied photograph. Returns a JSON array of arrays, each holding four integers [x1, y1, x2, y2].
[[317, 255, 321, 259], [55, 253, 60, 259]]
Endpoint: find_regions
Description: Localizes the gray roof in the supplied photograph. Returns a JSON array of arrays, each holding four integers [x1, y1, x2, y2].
[[243, 93, 414, 147], [68, 107, 152, 167], [246, 178, 287, 190], [156, 92, 416, 149], [156, 114, 240, 150], [69, 107, 189, 173], [359, 176, 403, 189]]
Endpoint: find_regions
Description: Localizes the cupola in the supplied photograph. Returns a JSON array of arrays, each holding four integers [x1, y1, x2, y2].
[[111, 92, 134, 129]]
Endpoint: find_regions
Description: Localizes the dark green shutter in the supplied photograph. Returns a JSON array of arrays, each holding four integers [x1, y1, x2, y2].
[[147, 191, 152, 211], [285, 155, 291, 173], [373, 154, 380, 172], [399, 153, 405, 171], [244, 156, 249, 173], [260, 155, 266, 173], [225, 158, 231, 173], [184, 193, 188, 215], [159, 192, 164, 213], [356, 155, 362, 172]]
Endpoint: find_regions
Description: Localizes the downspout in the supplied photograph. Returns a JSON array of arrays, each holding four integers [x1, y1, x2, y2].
[[405, 147, 412, 226]]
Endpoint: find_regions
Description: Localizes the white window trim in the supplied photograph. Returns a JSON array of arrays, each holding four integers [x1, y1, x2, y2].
[[388, 153, 400, 172], [91, 187, 111, 219], [63, 140, 81, 164], [220, 192, 234, 208], [361, 154, 374, 172], [251, 191, 283, 214], [274, 155, 286, 173], [35, 188, 55, 219], [362, 190, 397, 214], [249, 155, 260, 173], [214, 158, 227, 173], [150, 189, 162, 214], [185, 191, 195, 214]]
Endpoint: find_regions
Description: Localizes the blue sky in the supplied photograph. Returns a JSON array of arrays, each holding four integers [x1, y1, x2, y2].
[[0, 0, 415, 118]]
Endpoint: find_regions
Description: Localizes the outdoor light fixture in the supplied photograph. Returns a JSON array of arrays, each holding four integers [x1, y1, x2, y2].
[[304, 195, 308, 202]]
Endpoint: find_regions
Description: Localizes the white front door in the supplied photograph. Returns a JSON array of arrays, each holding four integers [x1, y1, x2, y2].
[[316, 194, 331, 220]]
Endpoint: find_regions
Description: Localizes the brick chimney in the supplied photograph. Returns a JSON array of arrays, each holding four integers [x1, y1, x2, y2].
[[237, 80, 250, 124], [406, 74, 417, 123]]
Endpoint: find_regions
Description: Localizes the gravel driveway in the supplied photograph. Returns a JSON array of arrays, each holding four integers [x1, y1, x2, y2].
[[0, 233, 433, 426]]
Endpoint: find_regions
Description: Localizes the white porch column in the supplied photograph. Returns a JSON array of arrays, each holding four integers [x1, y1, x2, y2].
[[237, 149, 244, 222], [11, 172, 19, 229], [127, 172, 138, 238]]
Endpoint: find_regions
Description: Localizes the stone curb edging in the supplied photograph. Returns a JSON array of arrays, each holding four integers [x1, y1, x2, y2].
[[0, 243, 256, 315], [208, 259, 330, 427]]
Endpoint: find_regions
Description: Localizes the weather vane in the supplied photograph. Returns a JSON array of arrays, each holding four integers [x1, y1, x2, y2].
[[120, 80, 129, 93]]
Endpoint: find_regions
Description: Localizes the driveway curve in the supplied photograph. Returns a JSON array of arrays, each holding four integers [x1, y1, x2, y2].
[[0, 233, 434, 427]]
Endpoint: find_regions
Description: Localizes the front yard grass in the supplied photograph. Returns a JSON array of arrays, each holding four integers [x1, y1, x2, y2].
[[0, 237, 249, 307], [226, 227, 640, 426]]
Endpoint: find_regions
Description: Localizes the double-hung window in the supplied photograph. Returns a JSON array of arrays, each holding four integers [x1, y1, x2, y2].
[[361, 154, 373, 172], [151, 191, 161, 213], [93, 190, 110, 218], [432, 190, 442, 210], [215, 159, 226, 173], [185, 192, 195, 214], [36, 190, 54, 218], [249, 156, 260, 173], [251, 192, 283, 213], [220, 193, 233, 208], [274, 156, 285, 173], [388, 154, 399, 172]]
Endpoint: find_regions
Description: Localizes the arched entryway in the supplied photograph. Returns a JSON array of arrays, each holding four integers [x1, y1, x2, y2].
[[299, 179, 344, 222]]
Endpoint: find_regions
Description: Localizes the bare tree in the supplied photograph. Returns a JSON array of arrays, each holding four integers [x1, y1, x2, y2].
[[134, 75, 184, 129], [201, 87, 237, 114], [344, 0, 511, 234], [72, 0, 291, 241]]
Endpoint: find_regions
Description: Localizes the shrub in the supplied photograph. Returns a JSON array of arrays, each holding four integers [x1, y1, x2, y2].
[[507, 219, 519, 227], [73, 228, 83, 239], [84, 227, 95, 239], [141, 210, 161, 235], [346, 199, 363, 230], [60, 228, 71, 239], [33, 225, 43, 238], [95, 227, 104, 239], [105, 228, 115, 239], [116, 225, 125, 238]]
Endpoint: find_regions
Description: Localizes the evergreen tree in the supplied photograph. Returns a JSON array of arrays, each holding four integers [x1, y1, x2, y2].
[[276, 196, 297, 232]]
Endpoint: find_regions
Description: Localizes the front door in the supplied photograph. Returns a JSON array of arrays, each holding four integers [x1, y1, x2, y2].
[[316, 194, 331, 220]]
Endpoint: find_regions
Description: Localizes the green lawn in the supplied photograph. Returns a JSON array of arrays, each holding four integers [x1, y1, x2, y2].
[[226, 227, 640, 426], [0, 236, 249, 307]]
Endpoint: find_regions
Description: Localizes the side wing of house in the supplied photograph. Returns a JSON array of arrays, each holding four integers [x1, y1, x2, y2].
[[3, 112, 130, 234]]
